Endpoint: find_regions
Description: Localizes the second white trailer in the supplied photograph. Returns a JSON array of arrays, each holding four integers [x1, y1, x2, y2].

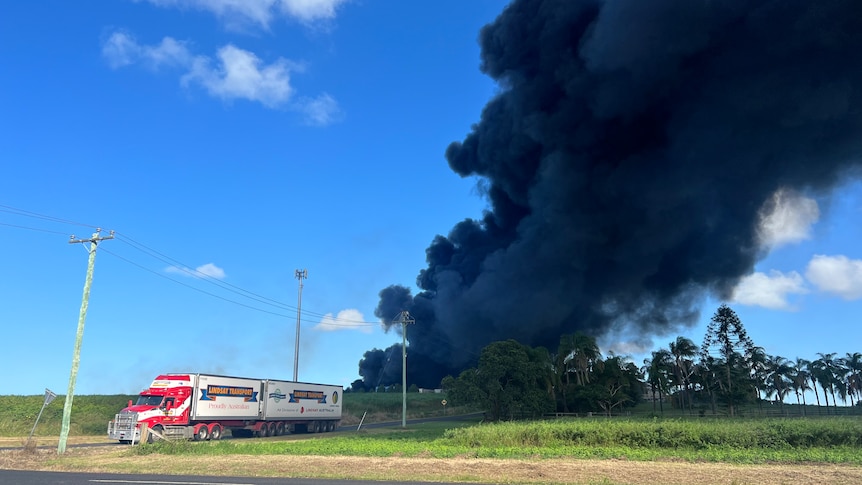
[[262, 380, 342, 432]]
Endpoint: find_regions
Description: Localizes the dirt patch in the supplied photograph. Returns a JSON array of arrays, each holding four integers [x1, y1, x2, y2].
[[2, 446, 861, 484]]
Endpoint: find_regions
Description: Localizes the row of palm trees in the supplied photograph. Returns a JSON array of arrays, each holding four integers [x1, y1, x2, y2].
[[644, 335, 862, 414]]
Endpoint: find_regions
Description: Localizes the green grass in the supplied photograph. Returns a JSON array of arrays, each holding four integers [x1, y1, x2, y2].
[[5, 393, 861, 465], [340, 391, 473, 424], [128, 417, 862, 465], [0, 394, 135, 437]]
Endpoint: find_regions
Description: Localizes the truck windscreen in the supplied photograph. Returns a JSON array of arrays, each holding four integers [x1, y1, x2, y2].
[[136, 395, 163, 406]]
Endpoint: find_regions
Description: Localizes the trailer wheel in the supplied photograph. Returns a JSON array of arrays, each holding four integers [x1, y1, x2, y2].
[[268, 422, 277, 436], [209, 424, 222, 440], [275, 422, 285, 436], [194, 424, 209, 441], [328, 421, 336, 432], [258, 423, 269, 438]]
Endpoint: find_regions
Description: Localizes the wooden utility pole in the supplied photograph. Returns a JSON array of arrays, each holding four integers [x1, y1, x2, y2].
[[393, 310, 414, 428], [58, 229, 113, 454]]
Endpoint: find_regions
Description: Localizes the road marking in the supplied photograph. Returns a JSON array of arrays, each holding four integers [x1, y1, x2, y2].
[[90, 480, 254, 485]]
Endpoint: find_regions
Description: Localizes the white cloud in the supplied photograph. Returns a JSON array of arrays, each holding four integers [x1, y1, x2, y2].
[[102, 32, 341, 118], [313, 309, 372, 333], [182, 44, 293, 108], [166, 262, 227, 279], [141, 0, 347, 29], [102, 32, 140, 68], [280, 0, 347, 22], [806, 254, 862, 300], [757, 189, 819, 249], [731, 270, 808, 310], [298, 93, 343, 126], [102, 32, 192, 70]]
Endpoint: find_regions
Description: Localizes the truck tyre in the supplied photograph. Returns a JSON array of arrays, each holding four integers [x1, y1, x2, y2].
[[275, 422, 285, 436], [148, 425, 164, 444], [210, 424, 222, 440], [258, 423, 269, 438], [194, 424, 209, 441], [268, 422, 277, 436]]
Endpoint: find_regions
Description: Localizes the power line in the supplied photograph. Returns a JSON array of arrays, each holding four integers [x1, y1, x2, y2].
[[0, 204, 382, 327], [0, 222, 70, 236], [0, 204, 100, 229], [100, 247, 295, 319], [102, 242, 379, 326]]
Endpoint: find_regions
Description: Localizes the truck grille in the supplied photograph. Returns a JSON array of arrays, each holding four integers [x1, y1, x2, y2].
[[108, 412, 139, 440]]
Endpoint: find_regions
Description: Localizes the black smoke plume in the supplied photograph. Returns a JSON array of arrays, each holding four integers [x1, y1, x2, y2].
[[366, 0, 862, 389]]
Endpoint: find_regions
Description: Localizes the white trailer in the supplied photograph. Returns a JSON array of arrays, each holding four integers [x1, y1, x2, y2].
[[262, 380, 342, 433]]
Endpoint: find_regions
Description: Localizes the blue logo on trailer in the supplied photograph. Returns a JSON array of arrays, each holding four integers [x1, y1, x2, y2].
[[269, 389, 287, 403]]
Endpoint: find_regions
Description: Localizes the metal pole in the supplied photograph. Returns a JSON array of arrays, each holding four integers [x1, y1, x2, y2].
[[293, 269, 307, 381], [59, 230, 113, 454], [402, 321, 407, 428], [393, 311, 414, 428], [27, 389, 57, 447]]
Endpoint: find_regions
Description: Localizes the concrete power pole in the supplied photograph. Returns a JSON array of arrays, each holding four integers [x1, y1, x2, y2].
[[393, 310, 414, 428], [58, 229, 113, 454], [293, 269, 307, 381]]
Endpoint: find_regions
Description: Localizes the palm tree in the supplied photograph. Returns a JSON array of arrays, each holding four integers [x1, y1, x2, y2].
[[805, 359, 823, 412], [765, 355, 792, 413], [747, 346, 769, 410], [840, 352, 862, 406], [669, 336, 698, 414], [570, 333, 602, 386], [556, 332, 602, 411], [815, 353, 841, 411], [790, 357, 811, 415], [643, 349, 673, 415]]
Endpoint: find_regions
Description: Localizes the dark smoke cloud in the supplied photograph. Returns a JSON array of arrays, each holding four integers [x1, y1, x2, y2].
[[371, 0, 862, 388]]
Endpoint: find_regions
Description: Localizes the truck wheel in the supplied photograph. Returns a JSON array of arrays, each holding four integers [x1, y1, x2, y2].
[[258, 423, 269, 438], [268, 422, 277, 436], [275, 422, 285, 436], [148, 425, 164, 444], [210, 424, 222, 440], [194, 424, 209, 441]]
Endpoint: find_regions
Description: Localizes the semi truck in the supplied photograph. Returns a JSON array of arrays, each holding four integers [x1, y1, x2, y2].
[[108, 373, 342, 443]]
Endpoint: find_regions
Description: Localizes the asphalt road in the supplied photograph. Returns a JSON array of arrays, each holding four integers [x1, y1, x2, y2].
[[1, 470, 485, 485]]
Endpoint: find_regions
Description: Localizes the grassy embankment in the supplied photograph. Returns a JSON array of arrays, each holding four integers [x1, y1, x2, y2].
[[130, 417, 862, 465], [2, 393, 861, 465]]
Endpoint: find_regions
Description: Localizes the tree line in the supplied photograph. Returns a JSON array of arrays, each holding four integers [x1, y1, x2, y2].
[[440, 304, 862, 420]]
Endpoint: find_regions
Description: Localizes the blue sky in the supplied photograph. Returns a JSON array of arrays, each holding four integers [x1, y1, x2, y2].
[[1, 0, 861, 397]]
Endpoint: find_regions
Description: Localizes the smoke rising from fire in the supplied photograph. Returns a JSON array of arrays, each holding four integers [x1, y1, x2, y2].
[[364, 0, 862, 389]]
